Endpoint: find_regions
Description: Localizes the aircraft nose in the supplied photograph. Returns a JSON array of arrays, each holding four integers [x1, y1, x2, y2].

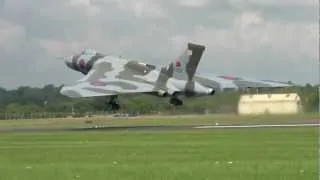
[[65, 56, 74, 69]]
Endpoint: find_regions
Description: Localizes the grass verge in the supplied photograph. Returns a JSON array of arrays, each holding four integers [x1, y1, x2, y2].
[[0, 113, 318, 129], [0, 127, 317, 180]]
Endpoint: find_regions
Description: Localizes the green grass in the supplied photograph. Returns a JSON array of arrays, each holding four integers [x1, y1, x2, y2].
[[0, 127, 317, 180], [0, 113, 318, 129]]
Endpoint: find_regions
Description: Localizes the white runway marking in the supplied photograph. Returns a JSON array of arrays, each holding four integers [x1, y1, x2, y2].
[[193, 124, 320, 129]]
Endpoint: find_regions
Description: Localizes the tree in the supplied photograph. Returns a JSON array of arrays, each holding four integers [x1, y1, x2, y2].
[[0, 83, 318, 116]]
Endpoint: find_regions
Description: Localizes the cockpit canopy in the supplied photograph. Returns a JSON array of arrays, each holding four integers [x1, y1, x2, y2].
[[65, 49, 105, 75], [80, 49, 97, 56]]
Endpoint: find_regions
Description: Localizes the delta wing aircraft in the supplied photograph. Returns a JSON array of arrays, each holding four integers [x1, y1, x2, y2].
[[60, 42, 291, 110]]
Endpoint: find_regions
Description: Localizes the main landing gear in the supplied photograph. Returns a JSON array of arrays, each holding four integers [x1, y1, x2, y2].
[[170, 97, 183, 106], [107, 95, 120, 111], [106, 95, 183, 110]]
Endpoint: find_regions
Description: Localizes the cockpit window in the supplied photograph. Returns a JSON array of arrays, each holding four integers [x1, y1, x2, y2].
[[72, 54, 80, 65]]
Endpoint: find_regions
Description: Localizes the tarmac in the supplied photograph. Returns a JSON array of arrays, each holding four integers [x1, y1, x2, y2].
[[0, 123, 319, 133]]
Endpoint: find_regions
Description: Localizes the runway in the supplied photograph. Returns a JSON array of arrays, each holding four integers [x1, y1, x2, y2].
[[0, 123, 319, 133]]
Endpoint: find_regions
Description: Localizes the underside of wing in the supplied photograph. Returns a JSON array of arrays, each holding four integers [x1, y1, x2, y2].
[[60, 78, 155, 98], [61, 58, 158, 98], [194, 74, 292, 92]]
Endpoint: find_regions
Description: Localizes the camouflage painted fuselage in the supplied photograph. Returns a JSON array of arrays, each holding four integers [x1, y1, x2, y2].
[[60, 42, 291, 99], [61, 43, 215, 98]]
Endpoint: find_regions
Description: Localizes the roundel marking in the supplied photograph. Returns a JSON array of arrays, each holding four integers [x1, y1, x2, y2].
[[175, 61, 181, 67], [79, 59, 86, 69]]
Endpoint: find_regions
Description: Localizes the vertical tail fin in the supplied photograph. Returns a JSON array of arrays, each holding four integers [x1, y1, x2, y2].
[[170, 43, 206, 81]]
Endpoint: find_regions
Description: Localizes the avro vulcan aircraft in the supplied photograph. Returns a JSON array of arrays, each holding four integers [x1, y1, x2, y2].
[[60, 42, 291, 110]]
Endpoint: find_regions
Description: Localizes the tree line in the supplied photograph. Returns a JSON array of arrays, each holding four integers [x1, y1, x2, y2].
[[0, 84, 318, 117]]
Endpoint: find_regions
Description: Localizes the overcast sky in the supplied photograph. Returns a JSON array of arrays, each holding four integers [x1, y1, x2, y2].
[[0, 0, 318, 89]]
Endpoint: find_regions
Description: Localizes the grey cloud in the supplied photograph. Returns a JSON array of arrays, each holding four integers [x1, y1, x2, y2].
[[166, 1, 239, 31], [0, 0, 4, 12], [0, 0, 317, 89], [249, 4, 317, 23], [224, 0, 317, 23], [198, 47, 318, 84], [3, 1, 90, 41]]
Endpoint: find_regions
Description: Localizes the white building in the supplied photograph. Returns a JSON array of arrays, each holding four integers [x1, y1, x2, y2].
[[237, 93, 302, 115]]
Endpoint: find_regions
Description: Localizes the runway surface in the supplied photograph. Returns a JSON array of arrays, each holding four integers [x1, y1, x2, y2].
[[0, 123, 319, 133]]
